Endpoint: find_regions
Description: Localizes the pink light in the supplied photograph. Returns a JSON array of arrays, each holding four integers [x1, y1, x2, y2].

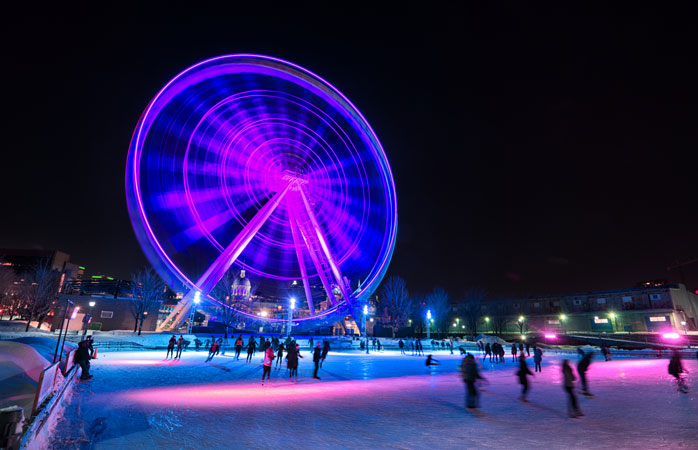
[[70, 307, 80, 320], [662, 332, 680, 339], [544, 333, 557, 339]]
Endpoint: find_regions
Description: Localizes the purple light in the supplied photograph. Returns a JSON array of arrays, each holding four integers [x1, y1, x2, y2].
[[662, 332, 680, 339], [544, 333, 557, 339], [126, 54, 397, 327]]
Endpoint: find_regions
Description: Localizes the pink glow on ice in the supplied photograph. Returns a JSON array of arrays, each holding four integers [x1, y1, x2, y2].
[[662, 332, 680, 339], [544, 333, 557, 339], [109, 360, 179, 366]]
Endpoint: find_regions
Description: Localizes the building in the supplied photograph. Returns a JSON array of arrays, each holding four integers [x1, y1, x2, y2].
[[51, 293, 162, 333], [0, 248, 85, 291], [478, 283, 698, 334]]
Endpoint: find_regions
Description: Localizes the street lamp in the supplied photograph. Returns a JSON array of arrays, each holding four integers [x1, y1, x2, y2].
[[484, 316, 490, 333], [363, 304, 369, 354], [518, 316, 525, 334], [426, 310, 432, 340], [560, 314, 567, 333], [608, 312, 616, 333], [83, 301, 96, 337], [286, 297, 295, 337]]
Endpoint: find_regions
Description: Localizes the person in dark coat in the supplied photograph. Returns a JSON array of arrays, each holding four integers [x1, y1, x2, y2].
[[668, 350, 688, 393], [86, 336, 95, 358], [309, 337, 314, 350], [312, 343, 322, 379], [276, 343, 285, 368], [518, 342, 524, 356], [286, 340, 302, 379], [525, 342, 530, 357], [461, 353, 485, 409], [484, 343, 492, 362], [246, 338, 256, 363], [511, 344, 518, 362], [517, 354, 534, 401], [320, 340, 330, 367], [562, 359, 583, 417], [166, 335, 176, 359], [234, 335, 244, 360], [175, 336, 185, 359], [425, 355, 440, 366], [577, 351, 594, 396], [533, 347, 543, 372], [398, 339, 405, 355], [75, 340, 93, 380]]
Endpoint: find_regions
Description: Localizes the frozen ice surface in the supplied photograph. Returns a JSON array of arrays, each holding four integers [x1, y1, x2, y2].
[[49, 348, 698, 449]]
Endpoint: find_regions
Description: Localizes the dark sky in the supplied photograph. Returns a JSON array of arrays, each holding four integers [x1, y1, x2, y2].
[[2, 5, 697, 298]]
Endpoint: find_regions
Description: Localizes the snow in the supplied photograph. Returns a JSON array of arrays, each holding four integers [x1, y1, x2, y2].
[[49, 348, 697, 449]]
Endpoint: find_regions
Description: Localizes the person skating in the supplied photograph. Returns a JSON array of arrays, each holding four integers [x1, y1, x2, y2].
[[166, 335, 176, 359], [399, 339, 405, 354], [320, 340, 330, 367], [175, 335, 185, 359], [234, 335, 244, 360], [215, 338, 223, 356], [286, 340, 302, 379], [246, 339, 256, 363], [577, 351, 594, 397], [205, 340, 218, 362], [562, 359, 583, 417], [461, 353, 486, 410], [511, 344, 518, 362], [312, 343, 322, 379], [517, 354, 533, 401], [276, 343, 285, 368], [425, 355, 440, 366], [533, 347, 543, 372], [484, 343, 492, 362], [519, 342, 525, 357], [668, 350, 688, 393], [525, 342, 530, 357], [262, 345, 275, 383], [309, 337, 314, 350], [75, 340, 93, 380], [86, 336, 95, 358], [377, 340, 382, 352]]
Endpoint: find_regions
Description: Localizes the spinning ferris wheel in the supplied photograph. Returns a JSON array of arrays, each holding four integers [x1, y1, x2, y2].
[[125, 54, 397, 331]]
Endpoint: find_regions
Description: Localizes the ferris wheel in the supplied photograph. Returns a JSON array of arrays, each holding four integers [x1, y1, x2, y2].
[[125, 54, 397, 331]]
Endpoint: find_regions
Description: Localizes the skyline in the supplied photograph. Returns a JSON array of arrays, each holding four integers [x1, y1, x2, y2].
[[2, 6, 697, 297]]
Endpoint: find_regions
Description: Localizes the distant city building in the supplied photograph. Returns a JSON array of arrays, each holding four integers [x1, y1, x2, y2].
[[479, 283, 698, 334]]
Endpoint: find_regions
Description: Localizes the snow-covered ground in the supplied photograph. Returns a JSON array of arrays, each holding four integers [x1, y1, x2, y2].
[[49, 348, 697, 449]]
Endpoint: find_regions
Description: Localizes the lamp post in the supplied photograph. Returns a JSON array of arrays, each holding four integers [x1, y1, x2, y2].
[[426, 310, 432, 340], [560, 314, 567, 333], [82, 301, 96, 337], [608, 312, 616, 333], [518, 316, 525, 335], [484, 316, 490, 334], [363, 304, 369, 354], [53, 299, 74, 364], [287, 297, 295, 337], [456, 317, 460, 335], [187, 291, 201, 334]]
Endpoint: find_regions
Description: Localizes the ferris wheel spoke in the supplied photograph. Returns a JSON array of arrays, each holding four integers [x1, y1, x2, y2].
[[293, 208, 337, 306], [288, 204, 315, 315], [297, 186, 351, 301]]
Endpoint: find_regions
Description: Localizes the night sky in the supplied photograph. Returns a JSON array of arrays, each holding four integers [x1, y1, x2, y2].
[[2, 5, 697, 298]]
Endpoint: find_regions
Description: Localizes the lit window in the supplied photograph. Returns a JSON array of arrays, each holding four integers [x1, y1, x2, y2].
[[622, 296, 633, 303], [649, 316, 666, 322], [593, 317, 608, 324]]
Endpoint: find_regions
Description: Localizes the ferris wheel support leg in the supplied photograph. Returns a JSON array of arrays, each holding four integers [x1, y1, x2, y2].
[[293, 213, 337, 306], [157, 184, 292, 332], [288, 205, 315, 315], [297, 187, 351, 301]]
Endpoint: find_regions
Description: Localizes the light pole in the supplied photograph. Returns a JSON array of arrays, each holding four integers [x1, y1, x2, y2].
[[456, 317, 460, 335], [426, 310, 431, 340], [83, 301, 96, 337], [187, 291, 201, 334], [518, 316, 525, 335], [363, 304, 369, 354], [608, 312, 616, 333], [484, 316, 490, 334], [560, 314, 567, 333], [287, 297, 295, 337]]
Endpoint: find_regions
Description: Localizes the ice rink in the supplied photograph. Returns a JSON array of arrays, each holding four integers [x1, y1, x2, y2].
[[49, 347, 698, 449]]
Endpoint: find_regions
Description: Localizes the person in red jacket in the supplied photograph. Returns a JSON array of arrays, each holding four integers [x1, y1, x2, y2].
[[206, 340, 218, 362]]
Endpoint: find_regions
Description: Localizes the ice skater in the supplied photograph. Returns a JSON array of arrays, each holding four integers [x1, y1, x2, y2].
[[320, 340, 330, 367], [76, 340, 93, 380], [399, 339, 405, 354], [533, 347, 543, 372], [577, 351, 594, 397], [668, 350, 688, 393], [286, 340, 302, 379], [262, 344, 275, 383], [425, 355, 440, 366], [246, 340, 256, 363], [166, 335, 176, 359], [461, 353, 486, 410], [234, 335, 243, 360], [313, 343, 322, 379], [276, 342, 285, 368], [175, 335, 184, 359], [517, 354, 533, 401], [562, 359, 583, 417], [511, 344, 518, 362], [205, 340, 218, 362]]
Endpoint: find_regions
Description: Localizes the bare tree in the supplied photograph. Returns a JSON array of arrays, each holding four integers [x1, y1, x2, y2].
[[129, 268, 164, 335], [425, 286, 450, 338], [491, 315, 508, 336], [211, 270, 249, 339], [0, 264, 19, 320], [463, 288, 486, 340], [21, 261, 61, 331], [379, 276, 413, 338]]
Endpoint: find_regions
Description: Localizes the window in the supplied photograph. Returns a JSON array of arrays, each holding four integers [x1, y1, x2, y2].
[[100, 311, 114, 319], [573, 300, 582, 305], [622, 296, 633, 303], [548, 319, 560, 325], [597, 298, 606, 304], [553, 301, 560, 306], [513, 303, 520, 308], [649, 316, 666, 322], [593, 317, 609, 324], [650, 294, 661, 301], [534, 302, 540, 308]]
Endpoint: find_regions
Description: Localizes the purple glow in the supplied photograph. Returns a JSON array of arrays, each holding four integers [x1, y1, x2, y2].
[[126, 54, 397, 326], [662, 332, 680, 339], [544, 333, 557, 339]]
